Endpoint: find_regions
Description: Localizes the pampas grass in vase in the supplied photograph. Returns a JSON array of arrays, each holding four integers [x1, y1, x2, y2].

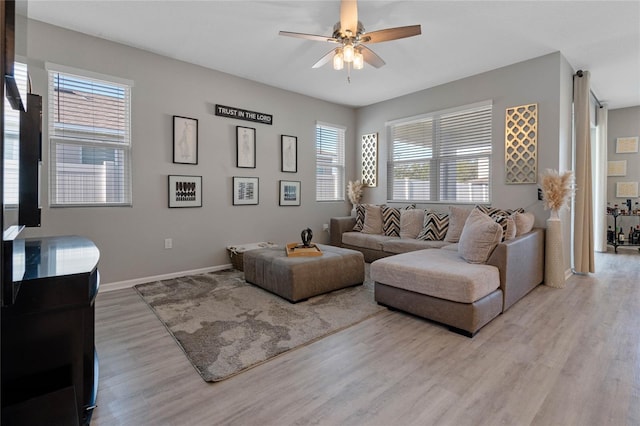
[[540, 169, 573, 289], [347, 180, 365, 205], [540, 169, 573, 219]]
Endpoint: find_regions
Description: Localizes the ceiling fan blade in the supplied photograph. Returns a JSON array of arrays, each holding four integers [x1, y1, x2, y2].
[[360, 46, 385, 68], [340, 0, 358, 36], [361, 25, 422, 44], [279, 31, 339, 43], [312, 49, 337, 69]]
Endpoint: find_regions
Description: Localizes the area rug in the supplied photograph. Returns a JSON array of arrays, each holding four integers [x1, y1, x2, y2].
[[134, 269, 384, 382]]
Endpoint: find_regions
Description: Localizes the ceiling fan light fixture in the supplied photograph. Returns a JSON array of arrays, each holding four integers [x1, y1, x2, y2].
[[353, 50, 364, 70], [333, 49, 344, 70], [343, 43, 354, 63]]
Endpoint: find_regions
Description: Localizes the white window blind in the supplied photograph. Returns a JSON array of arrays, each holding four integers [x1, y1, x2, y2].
[[3, 62, 28, 206], [316, 122, 345, 201], [387, 101, 492, 203], [48, 65, 132, 206]]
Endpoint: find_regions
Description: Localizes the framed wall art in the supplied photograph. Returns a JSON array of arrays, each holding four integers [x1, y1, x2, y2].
[[607, 160, 627, 176], [505, 103, 538, 184], [168, 175, 202, 208], [233, 176, 259, 205], [616, 136, 639, 154], [281, 135, 297, 173], [361, 133, 378, 187], [173, 116, 198, 164], [237, 126, 256, 168], [616, 182, 638, 198], [279, 180, 301, 206]]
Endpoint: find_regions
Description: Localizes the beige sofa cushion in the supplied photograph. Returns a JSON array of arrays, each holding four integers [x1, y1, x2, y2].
[[400, 209, 425, 239], [382, 239, 450, 254], [371, 249, 500, 304], [444, 206, 472, 243], [362, 204, 383, 234], [342, 232, 396, 251], [458, 209, 503, 264]]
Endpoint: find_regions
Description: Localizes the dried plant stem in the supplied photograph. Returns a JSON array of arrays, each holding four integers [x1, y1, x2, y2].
[[347, 180, 364, 205], [540, 169, 573, 212]]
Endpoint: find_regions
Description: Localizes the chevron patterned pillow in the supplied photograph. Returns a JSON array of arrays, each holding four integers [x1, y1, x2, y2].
[[381, 206, 401, 237], [475, 206, 525, 239], [476, 205, 525, 217], [417, 212, 449, 241], [352, 204, 366, 231]]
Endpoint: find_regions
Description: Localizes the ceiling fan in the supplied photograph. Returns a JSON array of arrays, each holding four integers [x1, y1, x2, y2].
[[279, 0, 421, 80]]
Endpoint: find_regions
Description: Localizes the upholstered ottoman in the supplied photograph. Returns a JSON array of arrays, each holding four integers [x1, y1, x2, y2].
[[243, 244, 365, 302]]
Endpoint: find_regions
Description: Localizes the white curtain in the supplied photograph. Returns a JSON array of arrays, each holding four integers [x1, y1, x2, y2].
[[594, 105, 608, 252], [573, 71, 595, 273]]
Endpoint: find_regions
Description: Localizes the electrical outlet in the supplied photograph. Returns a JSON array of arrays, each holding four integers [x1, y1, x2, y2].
[[164, 238, 173, 249], [323, 223, 329, 232]]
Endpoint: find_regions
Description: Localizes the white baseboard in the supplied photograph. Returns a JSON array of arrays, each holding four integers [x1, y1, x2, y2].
[[99, 263, 234, 293], [565, 268, 573, 281]]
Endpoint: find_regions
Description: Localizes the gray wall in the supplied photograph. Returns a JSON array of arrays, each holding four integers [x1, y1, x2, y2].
[[22, 18, 580, 283], [607, 106, 640, 233], [355, 52, 572, 223], [355, 52, 575, 272], [23, 19, 356, 284]]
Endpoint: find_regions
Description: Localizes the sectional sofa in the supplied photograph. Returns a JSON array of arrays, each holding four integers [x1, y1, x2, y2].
[[330, 205, 545, 336]]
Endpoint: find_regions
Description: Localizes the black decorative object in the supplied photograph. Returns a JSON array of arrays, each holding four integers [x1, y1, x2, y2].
[[301, 228, 313, 247]]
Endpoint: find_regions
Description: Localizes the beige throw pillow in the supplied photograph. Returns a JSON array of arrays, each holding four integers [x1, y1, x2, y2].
[[444, 206, 472, 243], [399, 209, 425, 239], [361, 204, 383, 234], [458, 209, 503, 264], [514, 211, 535, 236]]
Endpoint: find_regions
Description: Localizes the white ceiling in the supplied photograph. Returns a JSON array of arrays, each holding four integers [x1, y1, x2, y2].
[[27, 0, 640, 109]]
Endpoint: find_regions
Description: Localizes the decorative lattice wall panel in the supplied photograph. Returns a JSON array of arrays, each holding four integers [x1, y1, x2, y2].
[[505, 103, 538, 184], [362, 133, 378, 187]]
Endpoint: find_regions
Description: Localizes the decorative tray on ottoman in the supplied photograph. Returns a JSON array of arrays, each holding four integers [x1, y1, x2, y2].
[[286, 243, 323, 257]]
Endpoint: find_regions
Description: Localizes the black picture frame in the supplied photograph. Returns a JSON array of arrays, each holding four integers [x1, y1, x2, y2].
[[281, 135, 297, 173], [236, 126, 256, 168], [173, 116, 198, 164], [233, 176, 259, 205], [168, 175, 202, 208], [279, 180, 301, 206]]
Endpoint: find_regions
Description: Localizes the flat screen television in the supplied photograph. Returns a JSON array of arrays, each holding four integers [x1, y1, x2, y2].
[[2, 0, 36, 306]]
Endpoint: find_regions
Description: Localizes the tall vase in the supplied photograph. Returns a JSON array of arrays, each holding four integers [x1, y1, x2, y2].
[[545, 210, 565, 288]]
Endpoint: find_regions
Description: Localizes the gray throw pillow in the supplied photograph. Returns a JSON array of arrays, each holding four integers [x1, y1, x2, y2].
[[362, 204, 383, 234], [458, 209, 503, 264], [399, 209, 425, 239], [444, 206, 472, 243]]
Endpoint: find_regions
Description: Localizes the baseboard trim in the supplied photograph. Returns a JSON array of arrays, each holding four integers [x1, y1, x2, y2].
[[99, 263, 234, 293], [566, 268, 575, 280]]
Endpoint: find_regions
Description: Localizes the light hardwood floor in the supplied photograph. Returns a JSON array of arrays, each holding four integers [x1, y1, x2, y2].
[[92, 251, 640, 426]]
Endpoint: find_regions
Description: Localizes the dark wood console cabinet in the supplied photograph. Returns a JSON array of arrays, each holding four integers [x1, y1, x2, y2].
[[1, 236, 100, 425]]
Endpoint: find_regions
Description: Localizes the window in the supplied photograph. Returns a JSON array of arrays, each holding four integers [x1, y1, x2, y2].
[[387, 101, 492, 203], [47, 64, 132, 206], [3, 62, 28, 206], [316, 122, 345, 201]]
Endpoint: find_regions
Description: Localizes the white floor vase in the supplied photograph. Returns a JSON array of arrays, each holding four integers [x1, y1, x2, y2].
[[545, 216, 565, 288]]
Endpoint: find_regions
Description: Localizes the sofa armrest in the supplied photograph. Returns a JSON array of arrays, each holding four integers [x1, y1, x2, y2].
[[330, 216, 356, 247], [487, 228, 545, 312]]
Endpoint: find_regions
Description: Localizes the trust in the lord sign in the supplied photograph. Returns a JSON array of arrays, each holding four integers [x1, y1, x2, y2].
[[215, 104, 273, 125]]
